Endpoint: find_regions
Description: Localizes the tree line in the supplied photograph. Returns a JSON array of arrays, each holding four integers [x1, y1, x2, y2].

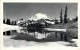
[[3, 18, 16, 25]]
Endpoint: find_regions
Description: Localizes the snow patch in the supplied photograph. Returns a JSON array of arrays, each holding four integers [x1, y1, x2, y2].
[[3, 24, 22, 32], [4, 36, 78, 47], [44, 28, 66, 32]]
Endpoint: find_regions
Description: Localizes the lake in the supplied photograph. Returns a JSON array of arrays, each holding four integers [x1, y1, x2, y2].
[[3, 29, 77, 47], [3, 29, 72, 42]]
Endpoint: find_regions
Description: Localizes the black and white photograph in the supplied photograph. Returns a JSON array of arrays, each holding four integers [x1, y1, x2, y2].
[[3, 3, 78, 47]]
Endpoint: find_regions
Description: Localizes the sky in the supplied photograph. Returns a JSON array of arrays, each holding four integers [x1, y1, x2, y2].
[[3, 3, 77, 21]]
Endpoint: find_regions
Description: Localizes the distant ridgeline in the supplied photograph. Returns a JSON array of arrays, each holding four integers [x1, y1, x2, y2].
[[16, 18, 58, 27], [16, 17, 77, 27]]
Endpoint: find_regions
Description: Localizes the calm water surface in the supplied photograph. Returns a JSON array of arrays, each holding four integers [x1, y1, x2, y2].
[[3, 29, 72, 42]]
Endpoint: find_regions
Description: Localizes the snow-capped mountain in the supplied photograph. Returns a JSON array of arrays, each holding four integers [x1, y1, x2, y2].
[[29, 13, 50, 21], [16, 13, 56, 26]]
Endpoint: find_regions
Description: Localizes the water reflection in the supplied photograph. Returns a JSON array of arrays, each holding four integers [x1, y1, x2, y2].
[[17, 29, 51, 39], [3, 31, 11, 35], [3, 29, 72, 42]]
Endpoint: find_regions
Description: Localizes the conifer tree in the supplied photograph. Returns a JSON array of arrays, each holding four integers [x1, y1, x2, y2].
[[60, 8, 63, 23], [64, 5, 68, 23], [3, 18, 5, 24], [6, 18, 11, 25]]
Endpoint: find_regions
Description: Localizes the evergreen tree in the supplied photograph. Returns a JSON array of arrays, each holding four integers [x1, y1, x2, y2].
[[6, 18, 8, 24], [60, 8, 63, 23], [14, 21, 16, 25], [11, 21, 13, 25], [55, 18, 58, 24], [8, 19, 11, 25], [3, 18, 5, 24], [11, 21, 16, 25], [73, 16, 78, 22], [64, 5, 68, 23], [75, 16, 78, 21], [6, 18, 11, 25]]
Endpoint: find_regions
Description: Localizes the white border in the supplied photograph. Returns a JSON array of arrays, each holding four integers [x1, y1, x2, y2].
[[0, 0, 80, 50]]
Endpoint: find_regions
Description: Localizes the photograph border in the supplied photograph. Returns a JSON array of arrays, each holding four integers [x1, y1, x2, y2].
[[0, 0, 80, 50]]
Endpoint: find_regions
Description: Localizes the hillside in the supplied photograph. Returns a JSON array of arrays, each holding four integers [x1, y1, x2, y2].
[[46, 21, 78, 39], [46, 21, 78, 29]]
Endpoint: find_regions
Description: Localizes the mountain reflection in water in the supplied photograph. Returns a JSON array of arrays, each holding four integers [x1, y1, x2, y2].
[[3, 29, 72, 42], [18, 29, 50, 39]]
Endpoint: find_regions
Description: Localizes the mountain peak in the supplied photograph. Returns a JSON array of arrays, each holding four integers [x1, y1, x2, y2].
[[29, 13, 49, 21]]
